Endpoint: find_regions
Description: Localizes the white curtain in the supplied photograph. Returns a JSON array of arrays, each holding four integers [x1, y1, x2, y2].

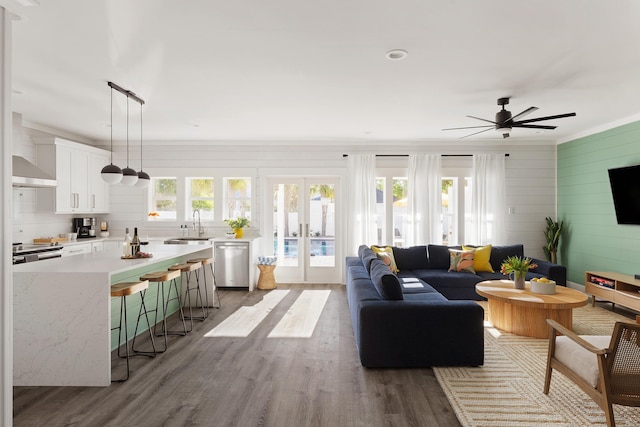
[[347, 154, 377, 256], [469, 154, 506, 245], [406, 154, 442, 246]]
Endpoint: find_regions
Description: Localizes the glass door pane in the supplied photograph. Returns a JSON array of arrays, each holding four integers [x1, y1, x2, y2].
[[308, 183, 335, 268], [273, 182, 300, 269]]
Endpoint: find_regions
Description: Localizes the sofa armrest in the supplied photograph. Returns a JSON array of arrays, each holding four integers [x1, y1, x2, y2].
[[530, 258, 566, 286], [357, 300, 484, 367]]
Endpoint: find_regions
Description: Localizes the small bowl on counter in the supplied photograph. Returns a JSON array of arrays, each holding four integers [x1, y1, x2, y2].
[[225, 232, 236, 239]]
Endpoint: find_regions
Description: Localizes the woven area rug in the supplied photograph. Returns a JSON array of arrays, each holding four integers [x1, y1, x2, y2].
[[434, 304, 640, 426]]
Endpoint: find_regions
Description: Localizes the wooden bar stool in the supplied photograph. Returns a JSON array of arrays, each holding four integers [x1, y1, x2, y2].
[[188, 256, 219, 312], [110, 279, 155, 382], [136, 269, 186, 353], [169, 261, 203, 330]]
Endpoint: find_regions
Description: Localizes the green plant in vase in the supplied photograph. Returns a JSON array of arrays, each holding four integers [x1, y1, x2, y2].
[[500, 256, 538, 290], [543, 217, 563, 264], [224, 217, 250, 238]]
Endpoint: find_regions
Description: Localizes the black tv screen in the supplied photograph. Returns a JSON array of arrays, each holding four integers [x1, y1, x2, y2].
[[608, 164, 640, 225]]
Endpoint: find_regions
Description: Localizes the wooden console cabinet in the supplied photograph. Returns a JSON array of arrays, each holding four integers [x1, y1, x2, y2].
[[585, 271, 640, 311]]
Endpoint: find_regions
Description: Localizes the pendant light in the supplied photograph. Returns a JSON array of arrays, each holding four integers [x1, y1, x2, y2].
[[100, 87, 123, 184], [120, 96, 138, 186], [136, 102, 151, 188]]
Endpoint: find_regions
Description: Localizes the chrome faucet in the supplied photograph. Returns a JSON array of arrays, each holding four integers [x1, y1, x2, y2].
[[193, 209, 204, 236]]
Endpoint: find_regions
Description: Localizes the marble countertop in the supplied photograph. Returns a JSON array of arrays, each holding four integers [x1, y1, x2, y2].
[[60, 235, 259, 246], [12, 243, 211, 274]]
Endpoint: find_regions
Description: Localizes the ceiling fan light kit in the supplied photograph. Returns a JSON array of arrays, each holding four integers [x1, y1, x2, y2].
[[443, 96, 576, 139]]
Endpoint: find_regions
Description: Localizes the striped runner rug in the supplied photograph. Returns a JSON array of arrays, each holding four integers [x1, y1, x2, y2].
[[434, 304, 640, 426]]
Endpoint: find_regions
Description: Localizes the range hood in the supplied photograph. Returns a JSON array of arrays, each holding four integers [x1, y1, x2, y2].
[[12, 155, 57, 188]]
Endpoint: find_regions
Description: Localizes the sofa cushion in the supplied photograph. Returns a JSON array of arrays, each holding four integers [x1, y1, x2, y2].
[[371, 245, 399, 273], [369, 259, 403, 300], [428, 244, 461, 269], [449, 249, 476, 274], [555, 335, 611, 387], [403, 291, 448, 303], [490, 244, 524, 272], [463, 244, 495, 273], [396, 271, 440, 294], [358, 245, 378, 274], [392, 246, 428, 271]]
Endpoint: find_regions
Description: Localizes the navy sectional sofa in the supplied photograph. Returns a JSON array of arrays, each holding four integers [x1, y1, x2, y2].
[[346, 244, 566, 368]]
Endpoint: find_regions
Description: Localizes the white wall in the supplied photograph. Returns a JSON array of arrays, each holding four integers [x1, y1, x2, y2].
[[15, 126, 557, 260]]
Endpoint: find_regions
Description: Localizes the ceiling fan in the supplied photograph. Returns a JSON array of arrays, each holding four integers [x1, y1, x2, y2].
[[442, 97, 576, 139]]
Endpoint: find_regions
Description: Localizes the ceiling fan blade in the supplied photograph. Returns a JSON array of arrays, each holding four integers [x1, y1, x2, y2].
[[512, 124, 557, 130], [460, 127, 494, 139], [509, 106, 538, 122], [516, 112, 576, 124], [466, 115, 496, 124], [442, 125, 494, 131]]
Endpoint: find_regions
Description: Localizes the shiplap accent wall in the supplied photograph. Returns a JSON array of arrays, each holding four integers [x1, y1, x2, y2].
[[558, 121, 640, 286], [15, 125, 558, 261]]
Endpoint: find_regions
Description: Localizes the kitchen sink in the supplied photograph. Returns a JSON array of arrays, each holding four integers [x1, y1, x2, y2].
[[164, 237, 214, 245]]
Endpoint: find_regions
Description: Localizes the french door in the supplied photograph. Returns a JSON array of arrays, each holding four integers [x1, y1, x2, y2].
[[266, 177, 340, 283]]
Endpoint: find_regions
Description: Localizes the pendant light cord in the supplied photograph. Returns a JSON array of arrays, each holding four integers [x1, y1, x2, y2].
[[139, 103, 143, 171], [110, 88, 114, 164], [126, 97, 130, 167]]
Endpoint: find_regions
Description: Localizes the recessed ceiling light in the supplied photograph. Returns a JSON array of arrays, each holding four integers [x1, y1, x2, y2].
[[386, 49, 408, 61]]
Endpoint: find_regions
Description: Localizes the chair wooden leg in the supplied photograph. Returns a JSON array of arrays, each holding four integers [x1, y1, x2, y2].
[[544, 326, 556, 394], [603, 401, 615, 427]]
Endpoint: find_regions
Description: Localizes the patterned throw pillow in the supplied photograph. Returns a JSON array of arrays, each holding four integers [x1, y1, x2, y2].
[[448, 249, 475, 274], [371, 245, 399, 273], [462, 244, 494, 273]]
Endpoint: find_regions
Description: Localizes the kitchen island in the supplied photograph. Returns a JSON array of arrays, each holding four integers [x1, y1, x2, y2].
[[13, 243, 214, 386]]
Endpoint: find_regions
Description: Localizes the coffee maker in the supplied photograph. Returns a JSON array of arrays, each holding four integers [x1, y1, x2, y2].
[[73, 217, 96, 238]]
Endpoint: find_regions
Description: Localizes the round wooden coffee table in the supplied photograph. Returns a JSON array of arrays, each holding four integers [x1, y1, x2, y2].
[[475, 280, 589, 338]]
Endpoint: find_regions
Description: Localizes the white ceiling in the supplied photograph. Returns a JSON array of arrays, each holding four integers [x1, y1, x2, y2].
[[8, 0, 640, 144]]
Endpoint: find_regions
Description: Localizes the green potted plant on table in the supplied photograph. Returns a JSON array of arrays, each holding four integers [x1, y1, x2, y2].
[[500, 256, 538, 290], [224, 217, 250, 238], [543, 217, 563, 264]]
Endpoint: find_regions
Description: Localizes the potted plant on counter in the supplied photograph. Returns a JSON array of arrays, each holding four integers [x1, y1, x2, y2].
[[224, 217, 250, 238]]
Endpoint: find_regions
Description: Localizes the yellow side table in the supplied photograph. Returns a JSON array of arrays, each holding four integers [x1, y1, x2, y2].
[[257, 264, 277, 290]]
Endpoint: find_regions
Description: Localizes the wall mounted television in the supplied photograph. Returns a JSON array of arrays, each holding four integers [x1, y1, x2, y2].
[[608, 164, 640, 225]]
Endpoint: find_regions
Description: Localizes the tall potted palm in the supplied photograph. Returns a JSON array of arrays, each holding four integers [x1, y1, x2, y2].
[[543, 217, 563, 264]]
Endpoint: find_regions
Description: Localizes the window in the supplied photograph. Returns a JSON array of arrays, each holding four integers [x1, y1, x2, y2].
[[442, 178, 455, 245], [186, 178, 214, 221], [149, 177, 177, 220], [375, 178, 385, 245], [376, 169, 408, 246], [392, 177, 408, 247], [224, 177, 251, 220]]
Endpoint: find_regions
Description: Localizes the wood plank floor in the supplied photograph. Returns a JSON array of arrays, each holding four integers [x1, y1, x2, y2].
[[13, 284, 461, 427]]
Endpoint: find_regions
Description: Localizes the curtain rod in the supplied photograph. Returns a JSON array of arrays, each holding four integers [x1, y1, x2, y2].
[[107, 81, 145, 105], [342, 154, 509, 157]]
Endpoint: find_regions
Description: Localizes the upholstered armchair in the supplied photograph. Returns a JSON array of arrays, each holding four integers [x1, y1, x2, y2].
[[544, 319, 640, 427]]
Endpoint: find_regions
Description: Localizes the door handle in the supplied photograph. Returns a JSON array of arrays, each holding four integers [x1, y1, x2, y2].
[[299, 224, 302, 238]]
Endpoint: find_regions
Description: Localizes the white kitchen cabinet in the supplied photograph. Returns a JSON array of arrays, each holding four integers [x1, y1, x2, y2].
[[62, 242, 92, 256], [92, 241, 104, 252], [36, 138, 110, 214], [89, 152, 109, 212]]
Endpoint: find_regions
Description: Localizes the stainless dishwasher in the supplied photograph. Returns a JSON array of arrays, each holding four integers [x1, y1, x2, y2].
[[214, 241, 250, 288]]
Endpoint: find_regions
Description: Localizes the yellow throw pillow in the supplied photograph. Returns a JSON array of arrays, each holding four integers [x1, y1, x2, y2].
[[462, 244, 494, 273], [371, 245, 399, 273]]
